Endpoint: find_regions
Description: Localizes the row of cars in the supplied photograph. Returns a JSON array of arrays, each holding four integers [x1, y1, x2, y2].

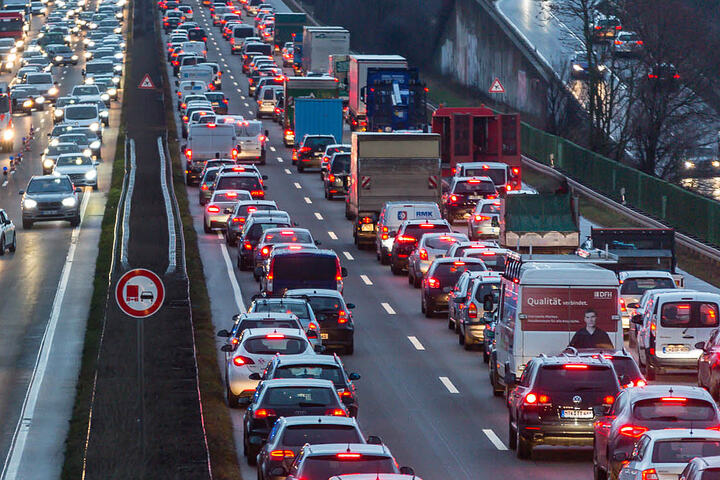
[[162, 6, 424, 480]]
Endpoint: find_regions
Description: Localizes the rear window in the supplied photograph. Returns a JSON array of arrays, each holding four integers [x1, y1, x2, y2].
[[620, 277, 676, 295], [403, 223, 451, 240], [273, 256, 337, 281], [239, 204, 276, 217], [606, 356, 642, 383], [248, 223, 291, 240], [216, 176, 261, 191], [251, 302, 309, 320], [245, 43, 271, 55], [536, 365, 618, 392], [303, 136, 334, 150], [304, 296, 343, 314], [264, 386, 334, 406], [661, 302, 719, 328], [299, 457, 396, 479], [702, 470, 720, 479], [473, 282, 500, 304], [330, 154, 350, 173], [463, 250, 505, 271], [202, 170, 219, 183], [243, 336, 307, 355], [233, 26, 253, 38], [213, 192, 249, 202], [263, 230, 313, 244], [431, 262, 486, 286], [463, 168, 506, 186], [275, 365, 344, 384], [237, 122, 261, 137], [453, 180, 496, 195], [633, 398, 717, 421], [282, 425, 362, 447], [241, 319, 299, 330], [480, 203, 501, 214], [425, 235, 463, 250], [651, 440, 720, 463], [262, 89, 275, 100]]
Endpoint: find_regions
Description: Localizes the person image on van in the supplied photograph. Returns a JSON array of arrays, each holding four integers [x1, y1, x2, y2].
[[569, 309, 613, 349]]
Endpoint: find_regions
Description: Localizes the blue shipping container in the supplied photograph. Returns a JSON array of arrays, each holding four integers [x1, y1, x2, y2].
[[294, 98, 344, 146]]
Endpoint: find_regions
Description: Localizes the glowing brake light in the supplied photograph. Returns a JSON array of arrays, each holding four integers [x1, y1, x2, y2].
[[427, 277, 440, 288], [524, 393, 550, 404], [225, 192, 237, 198], [620, 298, 626, 312], [467, 179, 481, 184], [474, 215, 490, 221], [453, 261, 466, 266], [269, 450, 294, 459], [396, 235, 416, 243], [265, 333, 285, 339], [641, 469, 658, 480], [418, 248, 428, 260], [604, 396, 615, 405], [232, 355, 254, 366], [449, 195, 458, 203], [206, 205, 220, 213], [325, 408, 347, 416], [419, 223, 435, 229], [564, 364, 589, 369], [253, 408, 276, 419], [328, 174, 335, 182], [243, 241, 253, 250], [619, 425, 648, 438], [261, 246, 270, 256], [467, 303, 477, 318], [336, 453, 361, 459], [280, 230, 294, 235], [660, 397, 687, 402], [231, 217, 244, 223]]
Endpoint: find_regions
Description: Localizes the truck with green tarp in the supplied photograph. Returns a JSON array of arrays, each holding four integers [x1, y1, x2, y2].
[[272, 12, 306, 50], [282, 76, 340, 146], [499, 193, 580, 254]]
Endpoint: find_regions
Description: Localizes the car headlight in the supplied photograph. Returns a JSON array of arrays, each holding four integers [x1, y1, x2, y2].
[[99, 110, 108, 117], [114, 27, 121, 34], [112, 76, 120, 84], [54, 109, 64, 117], [49, 139, 58, 147], [90, 140, 101, 149], [598, 65, 607, 72], [7, 54, 16, 62], [15, 40, 23, 48], [114, 52, 122, 60], [35, 96, 45, 104], [84, 77, 94, 84], [5, 62, 12, 69], [62, 196, 77, 207], [84, 52, 92, 58], [572, 64, 583, 72], [100, 93, 110, 101], [22, 99, 33, 108], [113, 64, 122, 71], [83, 148, 92, 157], [54, 55, 62, 62], [84, 169, 97, 180], [43, 159, 54, 169], [89, 122, 99, 131], [2, 129, 13, 141], [23, 198, 38, 209], [71, 55, 78, 60], [48, 86, 58, 96], [108, 87, 117, 95]]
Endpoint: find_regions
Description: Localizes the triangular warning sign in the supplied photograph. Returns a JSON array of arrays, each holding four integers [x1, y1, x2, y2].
[[488, 78, 505, 94], [138, 74, 155, 90]]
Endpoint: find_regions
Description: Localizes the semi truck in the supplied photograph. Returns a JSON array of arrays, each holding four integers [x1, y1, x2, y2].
[[301, 26, 349, 75], [294, 98, 343, 151], [346, 132, 442, 247], [499, 193, 580, 254], [347, 55, 408, 131], [363, 67, 427, 132], [329, 54, 349, 102], [283, 76, 340, 146], [272, 12, 306, 50]]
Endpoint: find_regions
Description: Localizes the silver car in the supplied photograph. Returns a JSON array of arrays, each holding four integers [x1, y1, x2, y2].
[[203, 189, 252, 232], [52, 153, 99, 190], [407, 232, 469, 288], [42, 142, 82, 174], [20, 175, 82, 228], [247, 297, 323, 348], [467, 199, 501, 240]]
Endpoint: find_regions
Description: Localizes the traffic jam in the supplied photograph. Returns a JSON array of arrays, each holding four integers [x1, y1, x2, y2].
[[160, 0, 720, 479]]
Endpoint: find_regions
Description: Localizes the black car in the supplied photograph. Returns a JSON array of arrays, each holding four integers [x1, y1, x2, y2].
[[285, 289, 355, 354], [422, 257, 486, 317], [507, 355, 620, 459], [389, 219, 452, 275], [243, 379, 348, 464], [441, 176, 497, 223], [236, 214, 293, 270], [295, 134, 336, 172], [260, 354, 361, 416], [323, 152, 349, 200], [187, 27, 207, 42]]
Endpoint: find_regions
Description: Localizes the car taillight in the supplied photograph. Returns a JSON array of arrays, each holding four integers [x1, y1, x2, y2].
[[641, 469, 658, 480], [615, 40, 622, 45], [338, 310, 348, 324], [427, 277, 440, 289], [619, 425, 648, 438], [338, 389, 352, 398], [604, 396, 615, 405], [620, 298, 626, 312], [269, 450, 294, 460], [232, 355, 254, 366], [449, 194, 458, 203], [231, 217, 243, 223], [524, 393, 550, 405], [206, 205, 220, 213], [467, 303, 477, 318], [594, 416, 614, 435], [325, 408, 347, 416], [474, 215, 490, 222], [328, 174, 335, 182], [231, 148, 238, 158], [300, 146, 311, 153], [250, 190, 264, 197], [261, 246, 270, 256], [253, 408, 276, 419], [244, 241, 253, 250], [200, 184, 208, 190], [418, 248, 428, 260]]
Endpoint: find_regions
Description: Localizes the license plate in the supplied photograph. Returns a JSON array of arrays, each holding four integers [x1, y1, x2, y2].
[[664, 345, 690, 353], [320, 333, 329, 340], [561, 409, 593, 419], [41, 210, 58, 215], [469, 195, 482, 200], [361, 224, 374, 232]]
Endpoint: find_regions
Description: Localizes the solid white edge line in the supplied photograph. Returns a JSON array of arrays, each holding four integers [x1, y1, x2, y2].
[[120, 138, 136, 268], [157, 137, 176, 274], [381, 302, 396, 315], [217, 232, 245, 313], [407, 336, 425, 350], [439, 376, 459, 394], [342, 251, 354, 260], [483, 429, 508, 451], [360, 274, 372, 286], [1, 187, 92, 479]]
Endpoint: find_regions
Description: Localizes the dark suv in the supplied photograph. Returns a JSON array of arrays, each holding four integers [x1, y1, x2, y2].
[[441, 176, 497, 223], [236, 214, 293, 270], [389, 219, 451, 275], [421, 257, 486, 317], [507, 355, 620, 459], [295, 134, 337, 172]]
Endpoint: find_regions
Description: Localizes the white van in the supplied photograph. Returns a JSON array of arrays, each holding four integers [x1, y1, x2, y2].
[[634, 290, 720, 379], [491, 257, 622, 394], [235, 119, 267, 164], [63, 103, 102, 137], [181, 41, 207, 58], [375, 201, 441, 264], [183, 123, 237, 184], [178, 64, 214, 87], [177, 80, 207, 102], [454, 161, 517, 192], [618, 270, 676, 330]]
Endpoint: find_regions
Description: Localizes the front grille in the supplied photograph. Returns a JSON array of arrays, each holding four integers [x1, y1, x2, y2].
[[38, 201, 62, 210], [68, 173, 86, 184]]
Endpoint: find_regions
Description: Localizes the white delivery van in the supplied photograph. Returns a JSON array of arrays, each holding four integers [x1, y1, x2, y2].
[[375, 201, 441, 264], [181, 41, 207, 58], [491, 257, 622, 394], [453, 161, 518, 193], [235, 119, 267, 164], [183, 123, 237, 184], [178, 64, 214, 88], [635, 290, 720, 379], [618, 270, 676, 330], [177, 80, 207, 102]]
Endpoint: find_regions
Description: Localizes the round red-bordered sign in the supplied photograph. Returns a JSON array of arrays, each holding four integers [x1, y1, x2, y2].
[[115, 268, 165, 318]]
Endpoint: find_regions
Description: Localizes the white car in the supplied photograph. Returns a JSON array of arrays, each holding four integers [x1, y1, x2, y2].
[[0, 208, 17, 255], [619, 429, 720, 479], [407, 232, 469, 287], [53, 153, 99, 190], [618, 270, 677, 330], [71, 84, 102, 103], [222, 327, 318, 406], [24, 72, 59, 101], [467, 198, 501, 240], [203, 189, 252, 233]]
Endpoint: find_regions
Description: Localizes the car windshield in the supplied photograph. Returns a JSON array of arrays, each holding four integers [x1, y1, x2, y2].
[[274, 256, 337, 282], [454, 180, 495, 194], [61, 135, 87, 144], [252, 302, 310, 320], [49, 144, 80, 155], [263, 386, 334, 407], [27, 74, 52, 84], [56, 155, 91, 167], [651, 440, 720, 463], [85, 62, 113, 74], [27, 177, 73, 193], [536, 365, 618, 392], [65, 106, 97, 120], [463, 168, 506, 185], [243, 336, 307, 355], [282, 425, 362, 447], [275, 365, 344, 385], [620, 278, 676, 295], [661, 302, 719, 328], [634, 398, 717, 421], [431, 262, 486, 286], [263, 230, 312, 244], [73, 86, 99, 96], [216, 176, 261, 191], [299, 457, 396, 478]]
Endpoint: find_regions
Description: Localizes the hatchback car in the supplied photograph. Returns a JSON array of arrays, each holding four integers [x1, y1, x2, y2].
[[225, 200, 278, 245], [52, 153, 99, 190], [467, 198, 501, 240], [457, 272, 501, 349], [389, 220, 452, 275], [407, 232, 469, 287], [282, 444, 413, 480], [421, 258, 487, 317], [247, 297, 322, 346], [323, 152, 350, 200], [295, 134, 337, 171], [253, 228, 315, 274], [237, 214, 293, 270], [285, 289, 355, 354], [203, 189, 252, 233], [441, 176, 497, 223]]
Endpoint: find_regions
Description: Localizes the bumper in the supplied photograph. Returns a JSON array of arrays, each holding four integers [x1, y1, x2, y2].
[[518, 421, 595, 446], [472, 225, 500, 238], [23, 208, 78, 222], [427, 292, 450, 310], [463, 323, 486, 344], [652, 353, 700, 370], [299, 156, 322, 168], [228, 366, 261, 396], [258, 104, 274, 114], [320, 328, 354, 348], [205, 213, 231, 229]]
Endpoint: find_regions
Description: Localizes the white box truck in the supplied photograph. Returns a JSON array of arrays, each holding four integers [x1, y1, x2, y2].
[[183, 123, 237, 184], [301, 26, 349, 75], [347, 55, 408, 130]]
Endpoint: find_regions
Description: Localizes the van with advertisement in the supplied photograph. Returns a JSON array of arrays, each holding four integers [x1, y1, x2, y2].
[[490, 256, 622, 395]]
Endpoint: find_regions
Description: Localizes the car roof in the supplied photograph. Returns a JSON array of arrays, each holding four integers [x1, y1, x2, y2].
[[618, 270, 675, 280], [261, 378, 335, 389], [696, 455, 720, 468], [331, 476, 421, 480], [651, 291, 720, 302], [286, 288, 342, 298], [625, 384, 715, 402], [273, 249, 338, 258], [641, 429, 720, 441], [243, 327, 306, 338], [302, 443, 390, 456], [273, 354, 341, 367], [278, 415, 357, 427], [240, 312, 299, 321], [252, 297, 309, 305], [532, 355, 612, 368], [457, 161, 508, 169], [432, 257, 485, 265], [454, 175, 493, 183]]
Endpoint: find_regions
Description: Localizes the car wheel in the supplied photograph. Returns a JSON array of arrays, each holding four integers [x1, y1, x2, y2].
[[424, 298, 434, 318], [491, 363, 504, 396], [239, 256, 248, 271], [93, 183, 98, 191], [345, 342, 354, 355], [0, 235, 5, 256], [517, 432, 532, 459], [463, 335, 472, 351], [70, 215, 80, 227], [297, 164, 304, 173], [508, 423, 517, 450], [454, 318, 461, 333], [380, 249, 390, 265], [711, 381, 719, 401], [413, 273, 421, 288], [246, 445, 258, 466], [593, 465, 607, 480], [390, 262, 401, 275], [408, 269, 414, 285], [203, 222, 211, 234], [645, 362, 656, 381], [22, 220, 32, 229], [448, 317, 454, 329], [458, 331, 464, 345], [226, 383, 239, 408], [9, 233, 16, 253], [483, 349, 489, 363], [421, 295, 426, 313]]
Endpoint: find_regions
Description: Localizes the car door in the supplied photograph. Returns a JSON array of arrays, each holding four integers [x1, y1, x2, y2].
[[699, 329, 719, 387]]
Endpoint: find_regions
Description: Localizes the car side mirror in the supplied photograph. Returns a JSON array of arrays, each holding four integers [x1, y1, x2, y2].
[[346, 303, 355, 309], [348, 372, 360, 380], [612, 452, 629, 462], [631, 315, 643, 325], [399, 467, 415, 476], [262, 175, 268, 180], [696, 341, 707, 350], [366, 435, 382, 445], [269, 467, 285, 477], [220, 344, 235, 352], [314, 344, 326, 353], [254, 266, 263, 277], [232, 313, 240, 321], [248, 372, 261, 380], [18, 190, 24, 195], [341, 267, 348, 277], [627, 302, 640, 309], [217, 329, 230, 337], [75, 187, 82, 193]]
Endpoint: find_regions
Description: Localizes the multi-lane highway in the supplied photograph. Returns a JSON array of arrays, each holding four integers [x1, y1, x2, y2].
[[0, 3, 122, 478]]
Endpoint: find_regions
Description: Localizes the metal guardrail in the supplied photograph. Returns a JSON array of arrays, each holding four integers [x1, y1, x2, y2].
[[522, 155, 720, 264]]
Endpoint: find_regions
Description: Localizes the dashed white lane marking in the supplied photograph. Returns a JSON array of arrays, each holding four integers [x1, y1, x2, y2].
[[360, 274, 372, 286], [408, 336, 425, 350], [303, 196, 312, 204], [1, 180, 7, 187], [294, 182, 302, 189], [343, 251, 354, 260], [284, 168, 292, 174], [439, 377, 459, 394], [244, 102, 249, 107], [483, 429, 508, 451], [241, 95, 246, 100], [276, 157, 283, 163], [314, 212, 323, 220], [269, 146, 276, 152], [381, 303, 396, 315], [328, 231, 337, 240]]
